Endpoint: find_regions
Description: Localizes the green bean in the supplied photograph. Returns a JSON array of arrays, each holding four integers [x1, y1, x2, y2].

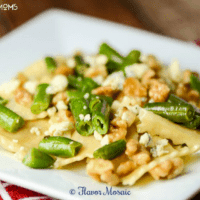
[[99, 43, 124, 73], [0, 104, 24, 132], [69, 98, 93, 136], [31, 83, 52, 114], [93, 139, 126, 160], [66, 90, 84, 100], [167, 94, 200, 115], [38, 136, 82, 157], [90, 95, 112, 135], [0, 96, 8, 105], [22, 148, 55, 169], [68, 75, 99, 93], [74, 55, 89, 76], [45, 57, 57, 72], [190, 74, 200, 93], [123, 50, 141, 66], [144, 102, 195, 123], [184, 115, 200, 129]]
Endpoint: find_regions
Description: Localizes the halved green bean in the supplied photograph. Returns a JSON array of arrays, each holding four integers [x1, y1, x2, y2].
[[0, 96, 8, 105], [89, 95, 113, 110], [90, 95, 112, 135], [45, 57, 57, 72], [22, 148, 55, 169], [0, 104, 24, 132], [93, 139, 126, 160], [144, 102, 195, 123], [69, 98, 93, 136], [68, 75, 83, 89], [190, 74, 200, 93], [31, 83, 52, 114], [38, 136, 82, 157]]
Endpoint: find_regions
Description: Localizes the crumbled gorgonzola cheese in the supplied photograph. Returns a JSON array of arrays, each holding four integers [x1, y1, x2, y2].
[[84, 114, 91, 122], [168, 59, 182, 83], [30, 127, 41, 136], [84, 93, 89, 99], [101, 135, 110, 146], [66, 57, 76, 68], [139, 133, 152, 147], [47, 106, 57, 117], [56, 100, 68, 110], [125, 63, 149, 79], [150, 139, 169, 157], [102, 71, 125, 90], [23, 80, 38, 94], [48, 121, 74, 136], [46, 75, 68, 94], [92, 75, 104, 85], [94, 130, 103, 141]]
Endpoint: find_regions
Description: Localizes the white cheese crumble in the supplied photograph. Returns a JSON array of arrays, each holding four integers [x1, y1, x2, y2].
[[46, 75, 68, 94], [84, 114, 91, 122], [23, 80, 38, 94], [84, 93, 89, 99], [101, 135, 110, 146], [48, 121, 74, 136], [94, 130, 103, 141], [84, 55, 96, 66], [83, 106, 87, 110], [102, 71, 125, 90], [12, 139, 18, 143], [79, 114, 85, 120], [47, 106, 57, 117], [20, 146, 25, 151], [66, 57, 76, 68], [139, 133, 152, 147], [0, 79, 21, 95], [125, 63, 149, 79], [96, 55, 108, 65], [168, 59, 182, 83], [92, 75, 104, 85], [150, 139, 169, 157], [56, 100, 68, 110], [30, 127, 41, 136]]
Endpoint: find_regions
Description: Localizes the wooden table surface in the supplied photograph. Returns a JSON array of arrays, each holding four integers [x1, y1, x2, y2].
[[0, 0, 146, 37], [0, 0, 199, 199]]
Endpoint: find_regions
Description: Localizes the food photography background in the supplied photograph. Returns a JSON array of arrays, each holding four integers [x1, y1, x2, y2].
[[0, 0, 200, 199]]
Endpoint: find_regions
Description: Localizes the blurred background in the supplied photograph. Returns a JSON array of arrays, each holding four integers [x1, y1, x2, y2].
[[0, 0, 199, 199], [0, 0, 200, 42]]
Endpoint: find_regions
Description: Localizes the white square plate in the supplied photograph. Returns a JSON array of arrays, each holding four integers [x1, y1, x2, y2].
[[0, 8, 200, 200]]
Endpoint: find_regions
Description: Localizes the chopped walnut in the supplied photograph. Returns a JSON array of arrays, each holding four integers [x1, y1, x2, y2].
[[132, 150, 151, 165], [141, 69, 156, 86], [125, 139, 151, 166], [92, 86, 117, 97], [100, 170, 120, 186], [17, 73, 27, 86], [14, 87, 32, 107], [86, 159, 120, 186], [176, 83, 199, 102], [149, 80, 170, 102], [55, 64, 74, 76], [52, 91, 68, 105], [123, 77, 147, 98], [57, 110, 74, 124], [149, 157, 184, 180], [182, 70, 192, 85], [107, 118, 127, 142], [85, 65, 108, 78], [116, 160, 136, 176], [125, 139, 139, 157], [146, 55, 161, 71]]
